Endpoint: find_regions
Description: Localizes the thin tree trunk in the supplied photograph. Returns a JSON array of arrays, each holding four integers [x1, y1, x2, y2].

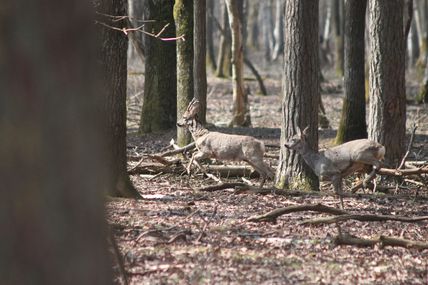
[[333, 0, 344, 76], [225, 0, 251, 127], [276, 0, 320, 190], [215, 1, 231, 78], [194, 0, 207, 124], [272, 0, 285, 61], [248, 2, 260, 49], [336, 0, 368, 144], [175, 0, 194, 146], [206, 0, 217, 71]]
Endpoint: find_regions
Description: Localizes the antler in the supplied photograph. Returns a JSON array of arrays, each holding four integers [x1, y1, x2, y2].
[[184, 98, 200, 119]]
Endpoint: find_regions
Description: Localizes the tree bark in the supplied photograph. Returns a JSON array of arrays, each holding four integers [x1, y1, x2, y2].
[[225, 0, 251, 127], [368, 0, 406, 165], [194, 0, 207, 124], [335, 0, 368, 144], [175, 0, 194, 146], [139, 0, 177, 134], [0, 1, 112, 283], [276, 0, 320, 190], [96, 0, 141, 198]]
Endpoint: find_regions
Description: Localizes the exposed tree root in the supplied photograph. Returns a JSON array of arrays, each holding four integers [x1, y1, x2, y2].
[[300, 214, 428, 225], [247, 204, 347, 223]]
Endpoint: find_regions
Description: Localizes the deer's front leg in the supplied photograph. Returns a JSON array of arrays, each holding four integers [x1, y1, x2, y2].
[[332, 175, 344, 209], [187, 151, 209, 175]]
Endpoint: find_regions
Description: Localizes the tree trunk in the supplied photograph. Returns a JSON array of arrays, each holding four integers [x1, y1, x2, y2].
[[276, 0, 320, 190], [272, 0, 285, 61], [248, 2, 260, 49], [335, 0, 368, 144], [139, 0, 177, 134], [0, 1, 112, 284], [97, 0, 141, 198], [194, 0, 207, 124], [175, 0, 194, 146], [333, 0, 344, 76], [206, 0, 217, 71], [215, 1, 231, 78], [225, 0, 251, 127], [368, 0, 406, 165], [127, 0, 145, 62], [417, 56, 428, 103], [261, 0, 275, 62]]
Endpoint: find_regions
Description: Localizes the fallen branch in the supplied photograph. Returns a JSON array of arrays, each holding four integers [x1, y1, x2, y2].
[[334, 234, 428, 250], [300, 214, 428, 226], [159, 142, 196, 157], [247, 204, 347, 223], [197, 182, 248, 192]]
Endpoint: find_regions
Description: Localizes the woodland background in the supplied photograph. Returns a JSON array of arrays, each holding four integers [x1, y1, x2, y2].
[[0, 0, 427, 284]]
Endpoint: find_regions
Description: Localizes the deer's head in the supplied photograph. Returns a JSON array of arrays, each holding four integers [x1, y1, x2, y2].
[[284, 126, 309, 153], [176, 98, 200, 128]]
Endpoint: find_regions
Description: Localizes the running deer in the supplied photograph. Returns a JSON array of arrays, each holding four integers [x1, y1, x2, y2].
[[284, 126, 385, 208], [177, 99, 274, 187]]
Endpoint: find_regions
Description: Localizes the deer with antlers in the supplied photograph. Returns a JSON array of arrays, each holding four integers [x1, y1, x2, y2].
[[177, 99, 274, 187]]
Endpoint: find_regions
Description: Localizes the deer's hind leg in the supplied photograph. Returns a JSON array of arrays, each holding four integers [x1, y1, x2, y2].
[[245, 159, 272, 188]]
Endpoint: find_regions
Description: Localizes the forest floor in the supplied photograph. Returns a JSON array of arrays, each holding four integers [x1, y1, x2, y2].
[[108, 57, 428, 284]]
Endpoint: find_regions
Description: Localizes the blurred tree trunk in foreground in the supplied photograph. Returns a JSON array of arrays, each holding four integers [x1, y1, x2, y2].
[[0, 1, 112, 284]]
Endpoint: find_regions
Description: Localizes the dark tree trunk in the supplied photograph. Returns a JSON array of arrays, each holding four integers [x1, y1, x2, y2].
[[175, 0, 194, 146], [333, 0, 344, 76], [206, 0, 217, 71], [97, 0, 141, 198], [194, 0, 207, 124], [276, 0, 320, 190], [0, 1, 112, 284], [368, 0, 406, 165], [139, 0, 177, 133], [336, 0, 368, 144]]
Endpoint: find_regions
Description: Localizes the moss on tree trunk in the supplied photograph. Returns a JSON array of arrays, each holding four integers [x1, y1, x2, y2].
[[139, 0, 176, 134], [174, 0, 194, 146]]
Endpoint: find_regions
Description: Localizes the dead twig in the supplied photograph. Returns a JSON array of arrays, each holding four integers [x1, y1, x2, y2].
[[196, 182, 248, 192], [398, 125, 417, 170], [159, 142, 196, 157]]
